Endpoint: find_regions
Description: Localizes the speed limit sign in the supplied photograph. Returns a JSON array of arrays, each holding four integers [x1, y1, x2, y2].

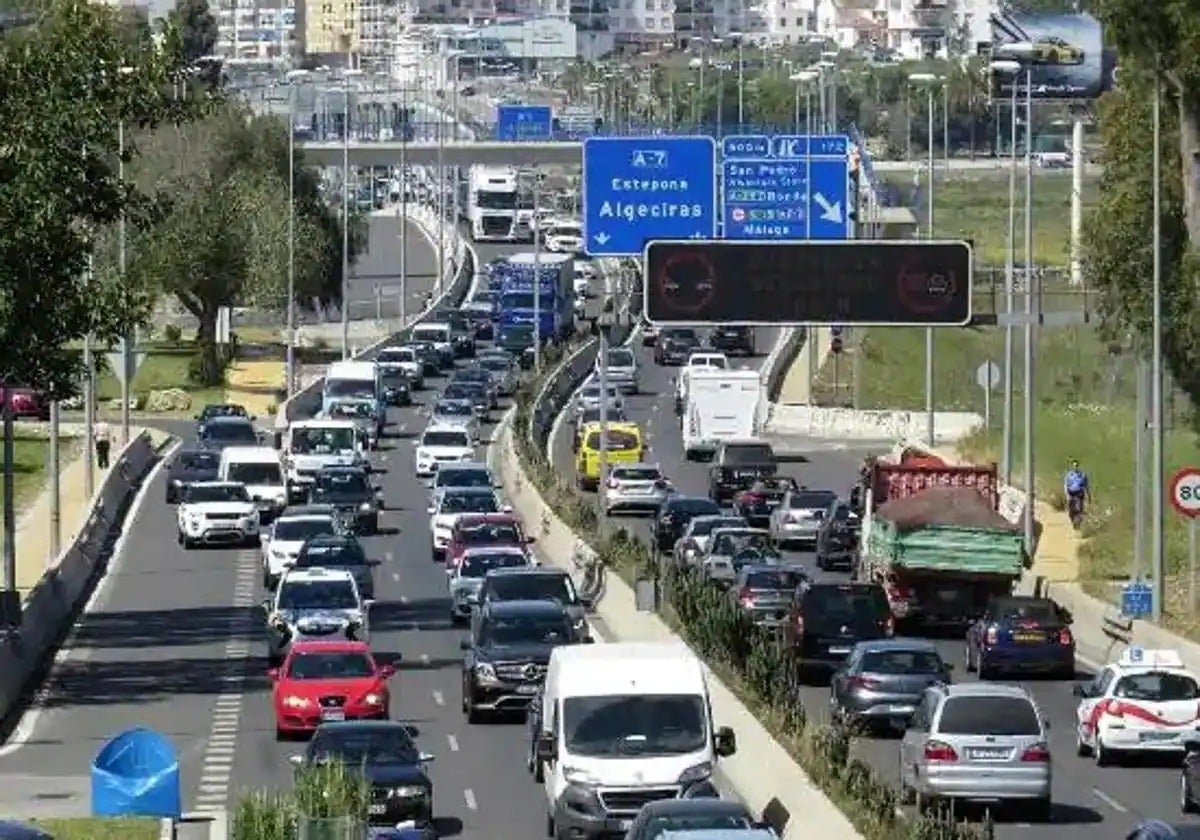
[[1169, 467, 1200, 517]]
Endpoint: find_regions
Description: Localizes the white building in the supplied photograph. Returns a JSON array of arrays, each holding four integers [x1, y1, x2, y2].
[[815, 0, 997, 59], [214, 0, 296, 60]]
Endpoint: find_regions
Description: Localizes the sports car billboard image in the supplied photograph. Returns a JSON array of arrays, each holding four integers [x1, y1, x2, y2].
[[989, 12, 1106, 100]]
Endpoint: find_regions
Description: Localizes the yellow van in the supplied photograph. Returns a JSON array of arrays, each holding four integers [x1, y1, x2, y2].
[[575, 421, 644, 490]]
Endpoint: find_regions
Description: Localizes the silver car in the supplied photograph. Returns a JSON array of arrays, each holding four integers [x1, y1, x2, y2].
[[448, 546, 533, 623], [575, 378, 625, 417], [595, 346, 639, 394], [673, 514, 748, 569], [476, 354, 518, 396], [700, 527, 779, 587], [769, 488, 839, 548], [602, 463, 672, 515], [899, 682, 1052, 821], [830, 639, 951, 731]]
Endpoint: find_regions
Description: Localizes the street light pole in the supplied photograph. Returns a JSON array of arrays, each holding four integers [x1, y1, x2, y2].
[[340, 70, 353, 359], [400, 80, 409, 325], [285, 69, 309, 397], [1151, 69, 1165, 622], [990, 59, 1021, 486], [908, 72, 941, 447], [1021, 64, 1035, 552]]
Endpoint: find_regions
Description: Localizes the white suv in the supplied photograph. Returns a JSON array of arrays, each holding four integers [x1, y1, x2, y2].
[[260, 512, 339, 589], [265, 566, 371, 664], [176, 481, 259, 548], [414, 424, 475, 478]]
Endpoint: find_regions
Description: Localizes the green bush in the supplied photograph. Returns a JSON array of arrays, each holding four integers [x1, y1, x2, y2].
[[231, 762, 371, 840], [163, 324, 183, 344], [510, 352, 991, 840]]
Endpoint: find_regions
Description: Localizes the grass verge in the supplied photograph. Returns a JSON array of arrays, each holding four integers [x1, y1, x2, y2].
[[92, 340, 225, 415], [28, 818, 162, 840], [0, 437, 49, 514], [510, 354, 989, 840]]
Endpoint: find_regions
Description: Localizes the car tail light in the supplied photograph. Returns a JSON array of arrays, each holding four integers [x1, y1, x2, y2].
[[792, 614, 805, 637], [924, 741, 958, 763], [1057, 628, 1073, 645], [985, 625, 998, 645], [1020, 743, 1051, 763], [885, 580, 911, 602], [740, 493, 763, 504], [846, 675, 881, 691], [738, 587, 755, 608]]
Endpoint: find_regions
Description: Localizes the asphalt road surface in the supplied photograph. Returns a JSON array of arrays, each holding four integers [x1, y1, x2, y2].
[[348, 210, 441, 320], [547, 328, 1194, 838]]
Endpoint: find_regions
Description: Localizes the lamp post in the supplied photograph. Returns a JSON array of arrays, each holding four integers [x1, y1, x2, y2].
[[341, 67, 364, 359], [908, 72, 943, 448], [990, 58, 1021, 485], [285, 68, 309, 397], [820, 53, 838, 132], [791, 69, 819, 392], [596, 309, 614, 529], [730, 33, 745, 127], [1151, 68, 1165, 620], [117, 64, 135, 446]]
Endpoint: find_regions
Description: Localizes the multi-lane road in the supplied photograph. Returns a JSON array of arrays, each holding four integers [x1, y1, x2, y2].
[[547, 328, 1190, 838]]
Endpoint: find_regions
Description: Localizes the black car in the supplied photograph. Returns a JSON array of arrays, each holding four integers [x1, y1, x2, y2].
[[195, 403, 250, 436], [165, 448, 221, 503], [435, 310, 477, 357], [378, 367, 412, 407], [784, 582, 894, 674], [197, 415, 258, 451], [654, 329, 701, 366], [443, 381, 490, 419], [0, 821, 52, 840], [476, 567, 591, 640], [815, 500, 861, 571], [309, 466, 382, 534], [622, 798, 759, 840], [497, 324, 536, 368], [296, 721, 434, 828], [731, 476, 799, 527], [294, 533, 380, 599], [452, 367, 498, 408], [460, 600, 581, 722], [409, 341, 442, 377], [708, 440, 778, 505], [708, 325, 756, 356], [653, 495, 721, 552]]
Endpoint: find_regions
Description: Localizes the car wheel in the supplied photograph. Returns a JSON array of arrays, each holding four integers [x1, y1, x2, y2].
[[1095, 738, 1116, 767], [545, 812, 556, 839], [275, 727, 288, 742], [182, 536, 196, 550], [1182, 774, 1197, 814], [978, 659, 995, 681], [897, 759, 916, 805], [1075, 726, 1092, 757], [1027, 797, 1052, 823]]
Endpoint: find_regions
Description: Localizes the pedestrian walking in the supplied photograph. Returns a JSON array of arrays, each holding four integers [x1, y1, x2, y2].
[[95, 419, 111, 469]]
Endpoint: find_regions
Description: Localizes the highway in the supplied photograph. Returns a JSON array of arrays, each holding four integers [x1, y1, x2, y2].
[[546, 328, 1191, 838]]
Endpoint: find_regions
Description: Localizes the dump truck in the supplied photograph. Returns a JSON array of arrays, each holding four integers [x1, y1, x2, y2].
[[855, 450, 1026, 631]]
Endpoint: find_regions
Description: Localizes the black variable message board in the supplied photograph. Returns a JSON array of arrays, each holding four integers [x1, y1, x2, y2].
[[642, 240, 973, 326]]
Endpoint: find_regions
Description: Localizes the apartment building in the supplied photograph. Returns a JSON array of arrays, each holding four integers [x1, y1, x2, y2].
[[213, 0, 297, 60], [821, 0, 998, 58]]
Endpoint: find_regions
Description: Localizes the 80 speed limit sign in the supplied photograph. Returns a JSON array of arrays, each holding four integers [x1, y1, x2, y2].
[[1169, 467, 1200, 518]]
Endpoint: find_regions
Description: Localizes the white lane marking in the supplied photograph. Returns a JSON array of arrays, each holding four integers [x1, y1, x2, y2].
[[447, 734, 459, 752], [431, 689, 445, 707], [463, 788, 478, 811], [393, 572, 402, 582], [0, 439, 181, 758], [385, 551, 394, 563], [1092, 787, 1128, 813]]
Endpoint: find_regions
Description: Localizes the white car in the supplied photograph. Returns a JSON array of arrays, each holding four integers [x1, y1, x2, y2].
[[573, 260, 597, 297], [375, 345, 424, 390], [543, 222, 584, 254], [176, 481, 260, 548], [259, 511, 339, 589], [1075, 648, 1199, 764], [575, 378, 625, 416], [428, 486, 508, 562], [265, 566, 371, 664], [414, 424, 475, 477]]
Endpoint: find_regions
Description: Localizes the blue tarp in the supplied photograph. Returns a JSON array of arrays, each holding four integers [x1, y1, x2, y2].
[[91, 727, 181, 818]]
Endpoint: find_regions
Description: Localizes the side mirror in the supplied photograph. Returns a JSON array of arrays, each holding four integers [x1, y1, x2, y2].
[[368, 558, 382, 566], [1042, 719, 1051, 730], [260, 598, 272, 614], [1072, 683, 1090, 698], [267, 668, 279, 680], [943, 663, 955, 672], [535, 734, 556, 763], [524, 536, 537, 544], [713, 725, 737, 757], [459, 639, 471, 650], [380, 664, 396, 678]]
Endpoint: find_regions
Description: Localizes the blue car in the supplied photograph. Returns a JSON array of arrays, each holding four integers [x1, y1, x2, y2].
[[964, 595, 1075, 679]]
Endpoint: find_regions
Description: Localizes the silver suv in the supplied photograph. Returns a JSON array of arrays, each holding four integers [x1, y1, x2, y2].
[[899, 682, 1052, 821]]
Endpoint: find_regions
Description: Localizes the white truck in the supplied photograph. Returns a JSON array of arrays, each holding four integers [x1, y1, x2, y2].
[[682, 368, 766, 460], [283, 418, 365, 502], [467, 165, 520, 242]]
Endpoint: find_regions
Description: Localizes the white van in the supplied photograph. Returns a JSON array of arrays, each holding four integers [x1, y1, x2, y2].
[[674, 353, 729, 415], [411, 322, 454, 364], [284, 419, 365, 502], [531, 642, 737, 837], [218, 446, 287, 520], [683, 369, 765, 460]]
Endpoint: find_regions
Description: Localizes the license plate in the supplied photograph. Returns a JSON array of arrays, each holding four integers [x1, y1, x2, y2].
[[321, 710, 345, 722], [935, 589, 960, 602], [368, 804, 387, 815], [968, 748, 1009, 760], [828, 646, 851, 655], [1139, 731, 1177, 742], [1013, 632, 1043, 643], [618, 820, 632, 831], [516, 684, 539, 695], [886, 705, 915, 715]]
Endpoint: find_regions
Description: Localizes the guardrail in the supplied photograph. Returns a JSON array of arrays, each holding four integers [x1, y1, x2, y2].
[[0, 431, 161, 725], [761, 328, 804, 403]]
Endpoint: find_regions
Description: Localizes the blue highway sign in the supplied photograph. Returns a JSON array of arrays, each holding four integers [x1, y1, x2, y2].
[[582, 136, 717, 257], [1121, 582, 1153, 619], [495, 105, 553, 141], [721, 134, 850, 240]]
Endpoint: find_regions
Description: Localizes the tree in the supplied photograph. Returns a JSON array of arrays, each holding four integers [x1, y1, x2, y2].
[[170, 0, 216, 64], [1081, 1, 1200, 410], [121, 103, 359, 384], [0, 0, 197, 398]]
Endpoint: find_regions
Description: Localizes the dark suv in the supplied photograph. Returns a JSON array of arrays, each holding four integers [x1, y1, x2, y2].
[[460, 600, 582, 722], [475, 567, 591, 640], [708, 326, 756, 356], [308, 466, 381, 534], [653, 495, 721, 552], [814, 499, 861, 571], [784, 582, 894, 675], [708, 440, 778, 505], [294, 534, 380, 599]]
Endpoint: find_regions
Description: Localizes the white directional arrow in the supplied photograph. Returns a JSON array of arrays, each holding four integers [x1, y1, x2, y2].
[[593, 232, 611, 246], [813, 193, 843, 224]]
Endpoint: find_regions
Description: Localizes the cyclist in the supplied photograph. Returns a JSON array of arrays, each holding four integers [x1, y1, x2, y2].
[[1063, 459, 1090, 522]]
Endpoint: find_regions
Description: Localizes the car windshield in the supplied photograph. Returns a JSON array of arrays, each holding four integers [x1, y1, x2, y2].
[[278, 580, 358, 611], [480, 615, 570, 646], [178, 451, 220, 471], [325, 379, 374, 400], [423, 431, 470, 448], [1114, 672, 1200, 702], [314, 472, 369, 495], [376, 349, 414, 365], [298, 541, 368, 566], [665, 499, 720, 516], [689, 517, 745, 537], [583, 430, 639, 451], [186, 484, 249, 503], [613, 466, 660, 481], [437, 469, 491, 489], [435, 401, 473, 417], [480, 358, 509, 371], [274, 519, 335, 542], [412, 327, 447, 343], [663, 329, 697, 341], [487, 574, 575, 604], [563, 694, 707, 757], [790, 491, 837, 509], [201, 405, 247, 420], [460, 523, 522, 545], [226, 462, 282, 485], [579, 408, 626, 425], [721, 444, 774, 465], [989, 598, 1059, 623], [440, 493, 499, 514], [607, 349, 634, 367], [691, 356, 726, 368], [204, 421, 256, 443], [643, 815, 752, 839], [712, 531, 773, 555], [309, 727, 420, 765], [937, 696, 1041, 736], [445, 383, 483, 401], [746, 569, 803, 590], [291, 426, 355, 453], [861, 649, 944, 674], [460, 552, 527, 577], [801, 587, 889, 624], [287, 651, 375, 679]]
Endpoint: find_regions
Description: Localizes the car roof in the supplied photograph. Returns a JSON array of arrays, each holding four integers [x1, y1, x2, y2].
[[636, 799, 751, 819], [424, 423, 472, 434], [281, 567, 356, 583], [483, 599, 568, 618], [939, 682, 1032, 700], [485, 566, 564, 579], [854, 638, 939, 654], [188, 481, 243, 489], [611, 462, 660, 471], [457, 513, 519, 525], [289, 640, 370, 654]]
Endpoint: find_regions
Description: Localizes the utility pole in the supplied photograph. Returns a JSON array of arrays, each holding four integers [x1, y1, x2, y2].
[[1151, 71, 1165, 622]]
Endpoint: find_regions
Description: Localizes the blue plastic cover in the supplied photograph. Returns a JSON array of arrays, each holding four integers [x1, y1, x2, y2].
[[91, 727, 181, 818]]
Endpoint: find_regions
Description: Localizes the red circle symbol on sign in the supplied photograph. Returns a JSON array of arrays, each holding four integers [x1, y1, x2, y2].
[[731, 208, 746, 222], [896, 256, 957, 315], [1170, 467, 1200, 518], [653, 250, 717, 316]]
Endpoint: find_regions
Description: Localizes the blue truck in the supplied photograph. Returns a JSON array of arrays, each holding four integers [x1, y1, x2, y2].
[[495, 252, 574, 343]]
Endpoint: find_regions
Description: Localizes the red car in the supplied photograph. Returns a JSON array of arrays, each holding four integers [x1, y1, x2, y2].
[[444, 513, 533, 573], [0, 387, 48, 420], [268, 640, 394, 739]]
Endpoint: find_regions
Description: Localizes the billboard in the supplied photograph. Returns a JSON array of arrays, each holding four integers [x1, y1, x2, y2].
[[989, 12, 1105, 100]]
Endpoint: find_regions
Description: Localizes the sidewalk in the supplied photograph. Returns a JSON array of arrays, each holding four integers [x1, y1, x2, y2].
[[775, 326, 831, 405], [224, 360, 285, 418]]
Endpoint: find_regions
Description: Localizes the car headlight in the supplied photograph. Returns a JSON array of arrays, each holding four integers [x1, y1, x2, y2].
[[389, 785, 426, 798], [563, 766, 602, 786], [283, 695, 311, 708], [363, 692, 384, 706], [678, 761, 712, 784], [474, 662, 498, 683]]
